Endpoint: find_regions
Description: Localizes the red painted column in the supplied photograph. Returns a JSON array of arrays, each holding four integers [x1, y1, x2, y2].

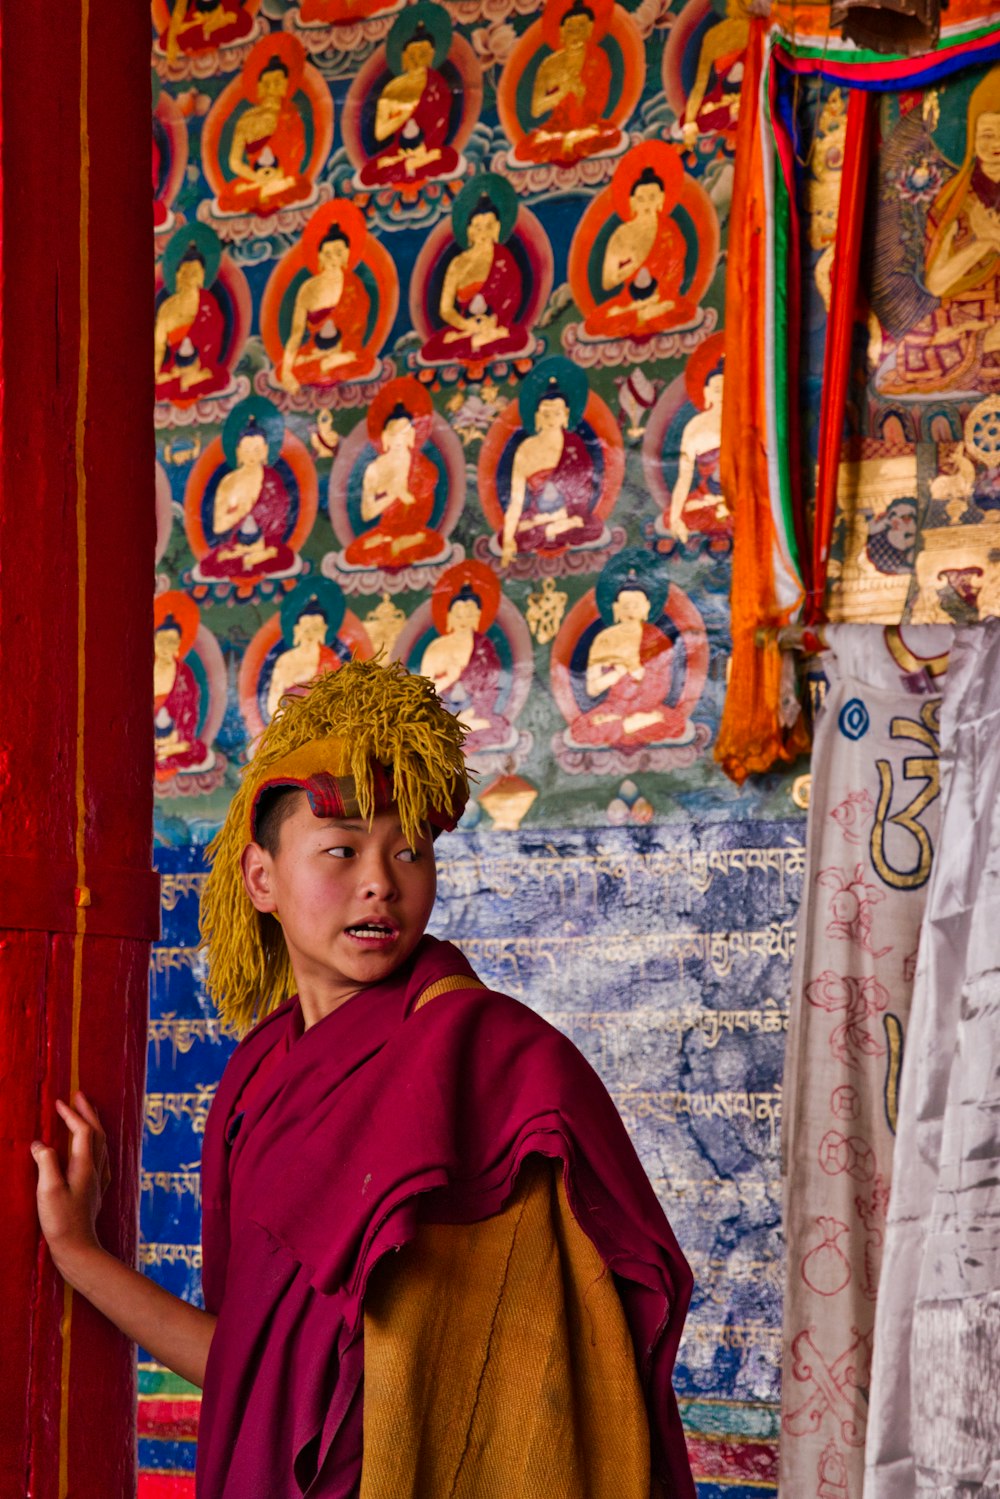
[[0, 6, 157, 1497]]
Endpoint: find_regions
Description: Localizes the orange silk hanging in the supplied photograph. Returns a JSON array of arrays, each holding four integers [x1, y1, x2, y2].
[[714, 20, 811, 783]]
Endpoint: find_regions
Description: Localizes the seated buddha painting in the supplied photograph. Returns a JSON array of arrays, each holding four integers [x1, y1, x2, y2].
[[184, 395, 317, 595], [662, 0, 751, 153], [411, 173, 552, 371], [873, 66, 1000, 399], [153, 0, 261, 65], [342, 2, 482, 192], [644, 332, 730, 547], [153, 591, 227, 792], [327, 376, 465, 575], [238, 578, 373, 739], [478, 355, 624, 567], [391, 561, 533, 760], [567, 141, 718, 343], [201, 34, 333, 222], [496, 0, 643, 169], [261, 199, 398, 394], [154, 225, 252, 409], [550, 548, 710, 761]]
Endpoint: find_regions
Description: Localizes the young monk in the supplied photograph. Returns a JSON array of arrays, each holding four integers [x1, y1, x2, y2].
[[33, 659, 695, 1498]]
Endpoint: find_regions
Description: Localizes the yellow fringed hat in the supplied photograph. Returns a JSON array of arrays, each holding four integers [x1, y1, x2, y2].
[[200, 658, 469, 1033]]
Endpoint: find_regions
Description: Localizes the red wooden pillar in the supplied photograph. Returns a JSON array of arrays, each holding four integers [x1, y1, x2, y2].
[[0, 6, 157, 1497]]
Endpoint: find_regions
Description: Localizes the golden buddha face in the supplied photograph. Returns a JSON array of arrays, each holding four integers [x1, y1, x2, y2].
[[176, 257, 205, 292], [611, 588, 650, 624], [975, 111, 1000, 181], [535, 396, 570, 433], [560, 12, 593, 48], [236, 432, 269, 467], [629, 181, 665, 220], [154, 627, 182, 664], [447, 596, 482, 632], [258, 66, 289, 104], [383, 415, 416, 452], [293, 613, 328, 647], [318, 235, 351, 271], [402, 38, 434, 71], [468, 210, 501, 248]]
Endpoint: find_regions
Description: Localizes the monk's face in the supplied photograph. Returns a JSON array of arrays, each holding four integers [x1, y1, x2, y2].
[[258, 66, 289, 104], [468, 211, 501, 248], [154, 627, 182, 664], [244, 797, 437, 1002], [535, 396, 569, 433], [403, 39, 434, 70], [975, 111, 1000, 180]]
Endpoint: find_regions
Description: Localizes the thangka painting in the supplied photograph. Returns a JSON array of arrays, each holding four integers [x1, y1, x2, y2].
[[824, 61, 1000, 627], [145, 2, 803, 1492]]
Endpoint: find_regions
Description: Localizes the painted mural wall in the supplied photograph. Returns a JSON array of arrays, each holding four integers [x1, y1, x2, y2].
[[144, 1, 805, 1492]]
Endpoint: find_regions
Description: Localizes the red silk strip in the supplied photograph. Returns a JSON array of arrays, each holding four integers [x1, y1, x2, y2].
[[809, 86, 874, 625]]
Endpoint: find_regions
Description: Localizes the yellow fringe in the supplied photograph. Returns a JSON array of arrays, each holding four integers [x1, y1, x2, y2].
[[200, 659, 469, 1034]]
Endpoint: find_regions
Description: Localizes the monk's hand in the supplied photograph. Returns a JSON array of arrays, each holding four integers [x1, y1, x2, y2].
[[32, 1093, 112, 1270]]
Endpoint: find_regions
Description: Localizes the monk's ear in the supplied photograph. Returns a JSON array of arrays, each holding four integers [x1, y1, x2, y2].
[[241, 842, 277, 914]]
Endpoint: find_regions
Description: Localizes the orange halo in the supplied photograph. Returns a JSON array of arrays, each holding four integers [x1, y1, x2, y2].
[[431, 559, 501, 634], [611, 141, 684, 222], [368, 376, 434, 446], [684, 331, 725, 410], [154, 590, 200, 658], [301, 199, 369, 272], [243, 31, 306, 98]]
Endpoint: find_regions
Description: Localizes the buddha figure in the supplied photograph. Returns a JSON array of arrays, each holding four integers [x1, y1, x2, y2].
[[279, 224, 371, 392], [880, 69, 1000, 396], [161, 0, 254, 64], [679, 0, 751, 149], [517, 0, 621, 165], [420, 584, 512, 750], [571, 578, 685, 746], [266, 595, 340, 719], [153, 614, 212, 778], [344, 398, 444, 569], [154, 242, 229, 403], [359, 21, 459, 188], [421, 188, 529, 364], [216, 53, 311, 216], [668, 342, 729, 541], [501, 375, 602, 564], [585, 158, 694, 339], [198, 413, 296, 581]]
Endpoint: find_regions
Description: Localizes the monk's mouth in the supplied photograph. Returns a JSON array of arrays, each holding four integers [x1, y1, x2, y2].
[[345, 923, 398, 941]]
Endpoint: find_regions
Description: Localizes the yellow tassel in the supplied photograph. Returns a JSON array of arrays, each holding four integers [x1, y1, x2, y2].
[[199, 659, 469, 1035]]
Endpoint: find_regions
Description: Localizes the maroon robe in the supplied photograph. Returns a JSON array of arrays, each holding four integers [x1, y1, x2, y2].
[[199, 936, 694, 1498]]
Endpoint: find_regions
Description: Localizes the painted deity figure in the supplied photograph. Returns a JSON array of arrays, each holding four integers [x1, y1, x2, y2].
[[571, 579, 684, 745], [345, 398, 444, 569], [881, 69, 1000, 396], [668, 342, 728, 541], [266, 595, 340, 718], [864, 497, 918, 574], [421, 187, 529, 363], [501, 375, 601, 563], [154, 614, 211, 777], [217, 52, 311, 215], [360, 21, 459, 188], [199, 413, 296, 580], [586, 160, 694, 339], [154, 242, 229, 402], [518, 0, 621, 165], [679, 0, 751, 149], [162, 0, 254, 62], [279, 224, 371, 392], [420, 584, 512, 750]]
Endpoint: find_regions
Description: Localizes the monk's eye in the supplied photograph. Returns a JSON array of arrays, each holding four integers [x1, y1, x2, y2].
[[396, 848, 419, 863], [326, 846, 355, 859]]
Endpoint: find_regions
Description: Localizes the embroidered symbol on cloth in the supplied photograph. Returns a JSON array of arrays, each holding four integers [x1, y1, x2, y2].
[[838, 698, 870, 741]]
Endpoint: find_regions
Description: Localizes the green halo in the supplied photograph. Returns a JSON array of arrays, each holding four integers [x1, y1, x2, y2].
[[595, 547, 669, 626], [279, 577, 346, 648], [161, 222, 222, 293], [387, 0, 452, 73], [518, 356, 589, 433], [451, 173, 518, 248], [222, 396, 285, 469]]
